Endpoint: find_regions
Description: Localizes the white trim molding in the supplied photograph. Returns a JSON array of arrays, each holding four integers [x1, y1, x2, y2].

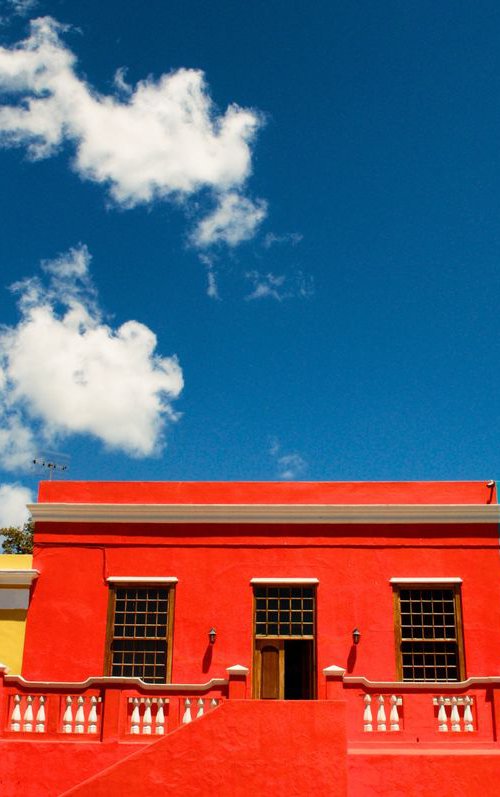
[[390, 577, 462, 585], [250, 577, 319, 585], [28, 502, 500, 525], [0, 569, 39, 586], [106, 576, 178, 585], [3, 674, 228, 691]]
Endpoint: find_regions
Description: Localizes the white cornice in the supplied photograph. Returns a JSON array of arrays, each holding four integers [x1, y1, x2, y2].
[[28, 502, 500, 525], [3, 674, 229, 691], [250, 577, 319, 585], [343, 675, 500, 689], [107, 576, 178, 584], [390, 577, 462, 585], [0, 569, 39, 586]]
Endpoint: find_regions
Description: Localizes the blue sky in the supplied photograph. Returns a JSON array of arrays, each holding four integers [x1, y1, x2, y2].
[[1, 0, 500, 523]]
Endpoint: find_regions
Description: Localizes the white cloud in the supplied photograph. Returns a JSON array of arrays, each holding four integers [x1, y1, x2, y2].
[[263, 232, 303, 249], [269, 438, 307, 480], [192, 192, 267, 248], [245, 270, 314, 301], [0, 17, 266, 243], [0, 483, 33, 528], [0, 245, 183, 467]]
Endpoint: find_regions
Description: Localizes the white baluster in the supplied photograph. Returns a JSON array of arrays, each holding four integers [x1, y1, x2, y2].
[[11, 694, 22, 732], [377, 695, 387, 732], [23, 695, 34, 732], [88, 697, 98, 734], [143, 698, 152, 734], [155, 699, 165, 735], [182, 698, 192, 724], [63, 696, 74, 733], [389, 695, 400, 732], [210, 698, 218, 709], [35, 696, 46, 733], [363, 694, 373, 732], [437, 697, 448, 731], [196, 698, 205, 719], [451, 697, 461, 732], [74, 696, 85, 733], [464, 696, 474, 732], [130, 698, 141, 734]]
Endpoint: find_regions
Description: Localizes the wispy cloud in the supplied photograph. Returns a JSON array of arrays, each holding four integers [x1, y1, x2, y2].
[[0, 245, 183, 469], [245, 270, 314, 301], [0, 17, 266, 247], [269, 438, 307, 480], [0, 0, 38, 24], [199, 254, 221, 300], [0, 483, 33, 528], [262, 232, 303, 249], [192, 192, 267, 248]]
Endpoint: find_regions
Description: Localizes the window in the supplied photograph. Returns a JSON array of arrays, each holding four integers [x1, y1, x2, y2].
[[105, 585, 174, 683], [393, 584, 465, 682], [254, 585, 315, 638]]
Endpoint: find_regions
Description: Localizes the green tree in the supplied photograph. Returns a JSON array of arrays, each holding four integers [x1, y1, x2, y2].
[[1, 518, 34, 554]]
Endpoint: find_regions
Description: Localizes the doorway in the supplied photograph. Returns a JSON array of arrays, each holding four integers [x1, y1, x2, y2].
[[253, 586, 316, 700]]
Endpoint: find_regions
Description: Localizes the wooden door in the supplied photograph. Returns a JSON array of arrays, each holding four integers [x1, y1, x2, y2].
[[254, 639, 284, 699]]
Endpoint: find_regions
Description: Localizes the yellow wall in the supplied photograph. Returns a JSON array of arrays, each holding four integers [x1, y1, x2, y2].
[[0, 555, 33, 674]]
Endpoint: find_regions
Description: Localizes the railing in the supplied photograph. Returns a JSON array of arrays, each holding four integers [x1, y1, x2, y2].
[[0, 666, 250, 743], [339, 673, 500, 743]]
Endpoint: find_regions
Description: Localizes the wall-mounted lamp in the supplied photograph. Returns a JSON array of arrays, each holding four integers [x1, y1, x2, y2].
[[208, 627, 217, 645], [352, 628, 361, 645]]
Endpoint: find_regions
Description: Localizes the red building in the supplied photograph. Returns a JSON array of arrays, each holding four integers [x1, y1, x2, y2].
[[2, 480, 500, 796]]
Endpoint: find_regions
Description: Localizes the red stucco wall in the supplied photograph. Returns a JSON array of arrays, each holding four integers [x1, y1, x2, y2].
[[61, 700, 348, 797], [24, 520, 500, 684], [38, 479, 496, 505]]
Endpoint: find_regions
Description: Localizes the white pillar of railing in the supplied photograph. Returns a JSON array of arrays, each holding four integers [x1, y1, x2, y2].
[[88, 696, 98, 734], [182, 698, 192, 724], [450, 697, 461, 732], [130, 698, 141, 734], [75, 696, 85, 733], [389, 695, 400, 731], [35, 696, 46, 733], [23, 695, 34, 732], [437, 696, 448, 731], [210, 698, 218, 709], [143, 699, 152, 735], [155, 699, 165, 735], [63, 696, 74, 733], [196, 698, 205, 719], [464, 696, 474, 731], [376, 695, 387, 732], [363, 694, 373, 732], [11, 694, 22, 732]]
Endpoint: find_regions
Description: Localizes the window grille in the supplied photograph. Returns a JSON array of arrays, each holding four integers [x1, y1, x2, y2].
[[254, 586, 315, 638], [107, 587, 172, 683], [395, 587, 464, 682]]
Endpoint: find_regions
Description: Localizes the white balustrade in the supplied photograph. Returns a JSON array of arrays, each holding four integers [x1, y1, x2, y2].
[[433, 696, 475, 732], [182, 697, 192, 724], [143, 699, 152, 734], [389, 694, 400, 732], [35, 696, 46, 733], [10, 694, 22, 732], [363, 694, 402, 732], [128, 697, 170, 735], [75, 696, 85, 733], [196, 698, 205, 719], [10, 695, 47, 734], [88, 697, 98, 734], [63, 696, 74, 733], [363, 694, 373, 732], [155, 699, 165, 735]]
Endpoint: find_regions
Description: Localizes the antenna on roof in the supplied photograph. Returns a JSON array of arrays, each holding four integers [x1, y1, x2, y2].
[[32, 450, 71, 480]]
